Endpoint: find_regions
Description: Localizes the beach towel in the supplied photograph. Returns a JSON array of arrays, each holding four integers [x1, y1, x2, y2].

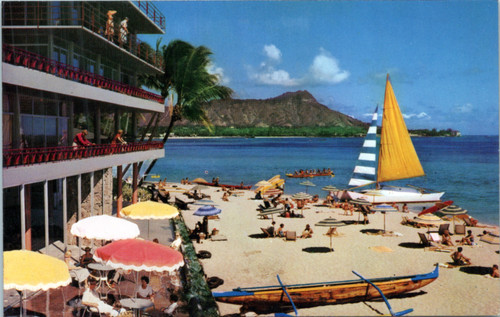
[[369, 246, 393, 253]]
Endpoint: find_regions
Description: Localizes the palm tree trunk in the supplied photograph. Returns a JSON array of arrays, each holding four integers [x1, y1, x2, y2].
[[138, 116, 176, 186]]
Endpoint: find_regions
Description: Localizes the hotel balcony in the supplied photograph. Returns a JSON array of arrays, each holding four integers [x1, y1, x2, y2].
[[3, 44, 165, 112], [2, 1, 165, 71], [3, 142, 165, 188]]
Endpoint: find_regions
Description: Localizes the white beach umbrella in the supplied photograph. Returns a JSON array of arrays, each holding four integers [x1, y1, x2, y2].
[[71, 215, 140, 241]]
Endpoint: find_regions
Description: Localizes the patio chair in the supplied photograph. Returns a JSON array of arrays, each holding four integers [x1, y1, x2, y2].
[[454, 224, 466, 235], [418, 232, 434, 247], [462, 217, 476, 227], [438, 223, 450, 235], [285, 231, 297, 241], [429, 232, 441, 243]]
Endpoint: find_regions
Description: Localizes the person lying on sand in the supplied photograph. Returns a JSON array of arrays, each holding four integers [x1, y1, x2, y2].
[[451, 247, 471, 265], [491, 264, 500, 278]]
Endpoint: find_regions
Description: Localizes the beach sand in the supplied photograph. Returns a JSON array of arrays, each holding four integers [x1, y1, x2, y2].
[[169, 183, 500, 316]]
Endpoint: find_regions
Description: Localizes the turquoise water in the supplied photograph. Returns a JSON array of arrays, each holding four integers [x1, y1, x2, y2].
[[148, 136, 499, 226]]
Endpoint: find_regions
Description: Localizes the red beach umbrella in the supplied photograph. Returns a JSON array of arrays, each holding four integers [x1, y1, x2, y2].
[[418, 200, 453, 216], [94, 239, 184, 273]]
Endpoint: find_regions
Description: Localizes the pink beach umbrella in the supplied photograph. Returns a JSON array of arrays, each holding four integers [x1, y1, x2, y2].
[[94, 239, 184, 273]]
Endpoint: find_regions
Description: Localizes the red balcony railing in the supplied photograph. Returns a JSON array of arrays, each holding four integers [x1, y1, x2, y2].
[[3, 141, 164, 168], [3, 44, 165, 104], [2, 2, 164, 68]]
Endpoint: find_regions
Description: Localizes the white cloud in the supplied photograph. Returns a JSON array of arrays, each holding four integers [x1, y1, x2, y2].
[[306, 48, 350, 84], [207, 62, 230, 85], [263, 44, 282, 62], [249, 46, 349, 87], [403, 112, 430, 119], [456, 103, 473, 113]]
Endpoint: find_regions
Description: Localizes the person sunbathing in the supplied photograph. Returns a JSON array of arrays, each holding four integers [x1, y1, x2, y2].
[[276, 223, 286, 237], [441, 230, 454, 246], [301, 224, 313, 238], [451, 247, 471, 265], [459, 230, 475, 245]]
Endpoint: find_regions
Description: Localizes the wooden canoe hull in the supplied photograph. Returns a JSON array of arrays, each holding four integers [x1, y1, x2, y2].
[[286, 172, 334, 178], [213, 266, 438, 312]]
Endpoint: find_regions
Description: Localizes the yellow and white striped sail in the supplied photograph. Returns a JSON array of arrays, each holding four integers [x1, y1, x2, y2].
[[377, 75, 424, 183]]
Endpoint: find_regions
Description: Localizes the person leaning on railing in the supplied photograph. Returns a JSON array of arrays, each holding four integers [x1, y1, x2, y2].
[[72, 129, 95, 148]]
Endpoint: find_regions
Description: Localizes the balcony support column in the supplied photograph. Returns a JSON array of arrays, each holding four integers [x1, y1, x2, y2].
[[44, 180, 49, 253], [132, 162, 138, 204], [117, 165, 123, 217], [63, 177, 68, 247]]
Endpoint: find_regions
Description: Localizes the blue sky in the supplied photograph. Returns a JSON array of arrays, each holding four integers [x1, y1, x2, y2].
[[142, 1, 498, 135]]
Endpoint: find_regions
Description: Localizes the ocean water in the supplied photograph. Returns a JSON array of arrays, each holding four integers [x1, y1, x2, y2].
[[148, 136, 499, 226]]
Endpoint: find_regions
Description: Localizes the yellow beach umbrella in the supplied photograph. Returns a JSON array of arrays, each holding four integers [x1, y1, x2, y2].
[[121, 201, 179, 239], [121, 200, 179, 220], [4, 250, 71, 316], [4, 250, 71, 292]]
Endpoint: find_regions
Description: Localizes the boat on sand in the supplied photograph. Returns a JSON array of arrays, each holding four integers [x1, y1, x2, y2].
[[213, 265, 438, 313]]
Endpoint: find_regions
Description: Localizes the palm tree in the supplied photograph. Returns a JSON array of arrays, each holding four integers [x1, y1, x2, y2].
[[139, 40, 233, 184]]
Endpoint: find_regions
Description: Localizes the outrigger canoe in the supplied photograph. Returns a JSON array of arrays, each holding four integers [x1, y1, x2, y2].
[[213, 266, 438, 312], [286, 171, 334, 178], [192, 181, 252, 190]]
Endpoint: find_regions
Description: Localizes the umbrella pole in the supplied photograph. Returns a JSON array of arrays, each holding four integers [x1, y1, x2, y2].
[[330, 235, 333, 252], [384, 213, 386, 233]]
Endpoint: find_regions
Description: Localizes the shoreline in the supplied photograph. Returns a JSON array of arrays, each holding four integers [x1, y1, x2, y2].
[[168, 182, 500, 316]]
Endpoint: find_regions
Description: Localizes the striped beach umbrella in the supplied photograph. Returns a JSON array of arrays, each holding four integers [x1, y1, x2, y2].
[[255, 180, 272, 187], [258, 207, 283, 220], [371, 204, 398, 233], [321, 185, 339, 192], [413, 214, 445, 232], [194, 205, 222, 216], [291, 192, 312, 200], [435, 204, 467, 229], [299, 180, 316, 193], [315, 218, 346, 251]]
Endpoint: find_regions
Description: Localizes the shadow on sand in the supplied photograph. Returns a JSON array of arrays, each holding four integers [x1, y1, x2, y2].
[[302, 247, 333, 253], [459, 266, 493, 276], [248, 233, 269, 239], [4, 307, 46, 317], [398, 242, 425, 249]]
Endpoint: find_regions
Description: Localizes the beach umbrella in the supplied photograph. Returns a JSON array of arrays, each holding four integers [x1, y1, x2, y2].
[[418, 200, 453, 216], [194, 205, 222, 234], [121, 201, 179, 238], [70, 215, 140, 241], [192, 178, 208, 184], [291, 192, 312, 200], [4, 250, 71, 316], [194, 205, 222, 216], [94, 239, 184, 273], [193, 199, 219, 206], [191, 184, 209, 192], [257, 207, 283, 220], [321, 185, 339, 192], [299, 180, 316, 193], [263, 188, 283, 196], [435, 204, 467, 229], [371, 204, 398, 233], [413, 214, 445, 232], [315, 218, 346, 251]]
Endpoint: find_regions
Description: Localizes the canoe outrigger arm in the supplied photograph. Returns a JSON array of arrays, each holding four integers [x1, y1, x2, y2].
[[352, 271, 414, 316], [275, 274, 298, 317]]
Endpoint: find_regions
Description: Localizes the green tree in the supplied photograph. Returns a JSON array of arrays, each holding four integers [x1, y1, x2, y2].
[[140, 40, 233, 182]]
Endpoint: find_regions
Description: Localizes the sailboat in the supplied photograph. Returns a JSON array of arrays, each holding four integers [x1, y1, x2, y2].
[[340, 75, 444, 204]]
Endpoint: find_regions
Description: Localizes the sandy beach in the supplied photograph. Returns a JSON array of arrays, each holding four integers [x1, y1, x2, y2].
[[166, 181, 500, 316]]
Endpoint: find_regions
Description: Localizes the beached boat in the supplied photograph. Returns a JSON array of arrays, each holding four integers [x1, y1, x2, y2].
[[213, 266, 438, 313], [285, 171, 334, 178], [340, 75, 444, 204], [192, 180, 252, 190]]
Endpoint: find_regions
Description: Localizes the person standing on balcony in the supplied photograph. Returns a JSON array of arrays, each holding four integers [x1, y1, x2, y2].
[[105, 10, 116, 42], [111, 129, 127, 145], [120, 17, 129, 46], [73, 129, 94, 148]]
